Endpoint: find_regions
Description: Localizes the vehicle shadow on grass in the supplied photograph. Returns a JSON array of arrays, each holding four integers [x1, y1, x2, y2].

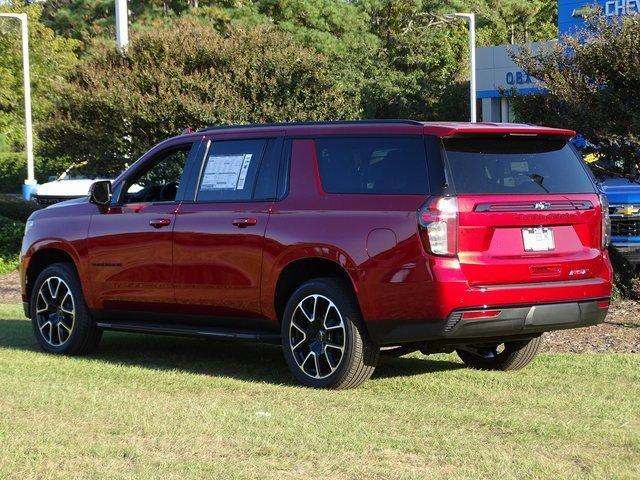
[[0, 317, 464, 385]]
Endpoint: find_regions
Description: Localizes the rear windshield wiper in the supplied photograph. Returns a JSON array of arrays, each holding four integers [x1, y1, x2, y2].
[[529, 173, 550, 193]]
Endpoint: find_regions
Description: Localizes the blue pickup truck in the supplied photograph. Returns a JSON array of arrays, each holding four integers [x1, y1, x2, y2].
[[601, 177, 640, 265]]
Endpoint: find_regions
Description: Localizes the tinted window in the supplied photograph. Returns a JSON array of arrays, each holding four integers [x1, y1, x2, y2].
[[443, 138, 595, 194], [276, 139, 291, 199], [197, 139, 266, 201], [122, 145, 191, 203], [253, 139, 282, 200], [316, 137, 429, 194]]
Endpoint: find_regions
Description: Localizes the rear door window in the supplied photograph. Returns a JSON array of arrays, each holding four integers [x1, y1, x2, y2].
[[316, 137, 428, 194], [443, 138, 595, 194]]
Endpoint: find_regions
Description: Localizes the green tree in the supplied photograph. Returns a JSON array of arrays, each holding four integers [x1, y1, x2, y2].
[[356, 1, 469, 119], [40, 0, 240, 40], [510, 13, 640, 177], [0, 2, 79, 149], [38, 0, 559, 122], [253, 1, 380, 115], [232, 0, 470, 119], [39, 19, 361, 176], [464, 0, 556, 46], [0, 2, 79, 189], [39, 0, 114, 41]]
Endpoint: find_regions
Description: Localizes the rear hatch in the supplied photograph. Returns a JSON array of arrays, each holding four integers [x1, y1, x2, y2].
[[442, 136, 605, 286]]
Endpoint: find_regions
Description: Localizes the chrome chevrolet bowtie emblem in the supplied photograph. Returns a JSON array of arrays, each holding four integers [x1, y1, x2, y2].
[[617, 205, 640, 216], [534, 202, 551, 210]]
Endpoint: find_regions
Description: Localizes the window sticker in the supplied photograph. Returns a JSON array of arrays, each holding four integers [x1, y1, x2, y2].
[[201, 153, 253, 191], [236, 154, 252, 189], [510, 161, 529, 173]]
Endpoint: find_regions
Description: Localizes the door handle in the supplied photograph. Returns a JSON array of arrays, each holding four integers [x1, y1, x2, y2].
[[232, 217, 258, 228], [149, 218, 171, 228]]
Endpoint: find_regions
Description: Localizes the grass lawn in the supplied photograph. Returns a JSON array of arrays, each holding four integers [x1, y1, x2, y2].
[[0, 303, 638, 479]]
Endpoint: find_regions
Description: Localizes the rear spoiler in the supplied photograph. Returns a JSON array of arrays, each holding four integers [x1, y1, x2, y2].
[[425, 123, 576, 140], [443, 131, 576, 140]]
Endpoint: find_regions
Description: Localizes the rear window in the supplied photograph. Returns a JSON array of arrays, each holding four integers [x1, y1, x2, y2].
[[443, 138, 595, 194], [316, 137, 428, 194]]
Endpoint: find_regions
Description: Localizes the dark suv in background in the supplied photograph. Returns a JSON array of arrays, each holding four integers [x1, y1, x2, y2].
[[20, 120, 612, 388]]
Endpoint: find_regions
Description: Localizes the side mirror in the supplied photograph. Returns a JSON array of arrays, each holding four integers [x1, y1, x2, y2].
[[89, 180, 112, 207]]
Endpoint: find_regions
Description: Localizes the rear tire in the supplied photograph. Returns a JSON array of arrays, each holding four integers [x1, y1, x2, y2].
[[281, 278, 379, 389], [30, 262, 102, 355], [456, 336, 542, 371]]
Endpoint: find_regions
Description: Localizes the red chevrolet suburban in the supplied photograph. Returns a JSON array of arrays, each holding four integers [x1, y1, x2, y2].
[[20, 120, 613, 388]]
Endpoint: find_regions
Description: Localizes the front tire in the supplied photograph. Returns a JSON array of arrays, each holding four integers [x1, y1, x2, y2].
[[30, 262, 102, 355], [456, 336, 542, 371], [281, 278, 379, 389]]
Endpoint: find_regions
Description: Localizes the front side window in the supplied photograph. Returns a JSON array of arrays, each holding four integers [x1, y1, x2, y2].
[[122, 145, 192, 203], [316, 137, 429, 194], [443, 138, 596, 194], [196, 139, 266, 202]]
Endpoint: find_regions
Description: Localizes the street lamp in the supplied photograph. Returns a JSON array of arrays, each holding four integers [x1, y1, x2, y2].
[[115, 0, 129, 53], [444, 13, 476, 123], [0, 13, 36, 199]]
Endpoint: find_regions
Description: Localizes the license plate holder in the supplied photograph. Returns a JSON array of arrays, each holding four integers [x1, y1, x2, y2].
[[522, 227, 555, 252]]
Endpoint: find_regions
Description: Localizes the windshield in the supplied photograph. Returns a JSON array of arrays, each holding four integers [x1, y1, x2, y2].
[[443, 138, 596, 194]]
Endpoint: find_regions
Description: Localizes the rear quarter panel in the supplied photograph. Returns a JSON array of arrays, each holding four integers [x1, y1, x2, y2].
[[261, 138, 434, 324]]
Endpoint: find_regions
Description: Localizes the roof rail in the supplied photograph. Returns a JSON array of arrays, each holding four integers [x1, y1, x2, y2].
[[197, 119, 423, 132]]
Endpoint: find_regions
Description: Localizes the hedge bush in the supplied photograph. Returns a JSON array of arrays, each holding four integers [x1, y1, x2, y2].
[[0, 215, 24, 273], [608, 245, 639, 300], [39, 20, 361, 176], [0, 152, 70, 194], [0, 152, 26, 194], [0, 194, 41, 222]]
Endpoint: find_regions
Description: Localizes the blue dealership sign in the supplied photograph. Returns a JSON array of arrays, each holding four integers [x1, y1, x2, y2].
[[558, 0, 640, 35], [505, 71, 533, 86]]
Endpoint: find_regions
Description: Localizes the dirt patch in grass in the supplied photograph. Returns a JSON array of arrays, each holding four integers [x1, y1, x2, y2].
[[1, 271, 638, 353], [0, 270, 20, 304], [543, 301, 640, 353]]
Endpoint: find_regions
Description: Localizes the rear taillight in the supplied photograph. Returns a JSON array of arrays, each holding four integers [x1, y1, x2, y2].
[[417, 196, 458, 256], [599, 193, 611, 249]]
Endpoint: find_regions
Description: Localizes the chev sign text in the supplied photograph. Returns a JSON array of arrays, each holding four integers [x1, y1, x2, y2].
[[605, 0, 639, 16]]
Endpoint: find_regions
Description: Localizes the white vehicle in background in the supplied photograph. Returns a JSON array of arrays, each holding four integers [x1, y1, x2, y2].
[[31, 162, 110, 206]]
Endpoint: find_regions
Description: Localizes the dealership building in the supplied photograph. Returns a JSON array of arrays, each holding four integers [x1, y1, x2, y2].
[[476, 0, 639, 122]]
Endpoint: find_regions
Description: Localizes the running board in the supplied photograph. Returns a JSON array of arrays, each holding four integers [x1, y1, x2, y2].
[[95, 321, 281, 344]]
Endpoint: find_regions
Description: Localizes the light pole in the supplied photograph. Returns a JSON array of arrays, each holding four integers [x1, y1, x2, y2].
[[444, 13, 476, 123], [0, 13, 36, 199], [115, 0, 129, 53]]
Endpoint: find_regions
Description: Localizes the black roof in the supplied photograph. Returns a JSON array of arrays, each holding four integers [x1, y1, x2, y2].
[[198, 119, 423, 132]]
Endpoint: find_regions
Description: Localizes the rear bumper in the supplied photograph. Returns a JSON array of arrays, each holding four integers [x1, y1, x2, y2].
[[440, 299, 607, 340], [365, 253, 612, 345], [373, 299, 609, 345]]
